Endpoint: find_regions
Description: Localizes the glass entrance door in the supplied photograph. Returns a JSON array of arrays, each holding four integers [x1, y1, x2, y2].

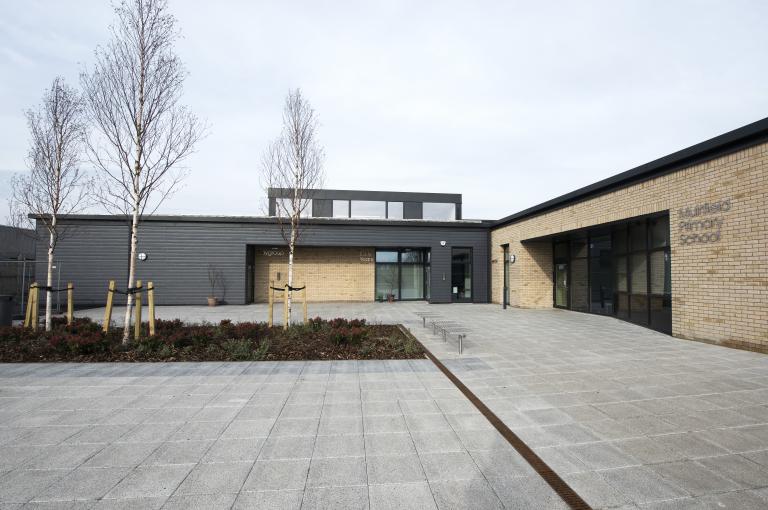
[[451, 248, 472, 302], [554, 263, 568, 308]]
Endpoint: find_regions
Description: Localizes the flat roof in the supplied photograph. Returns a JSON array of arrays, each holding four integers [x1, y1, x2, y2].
[[493, 116, 768, 229], [47, 214, 491, 228], [268, 188, 461, 203]]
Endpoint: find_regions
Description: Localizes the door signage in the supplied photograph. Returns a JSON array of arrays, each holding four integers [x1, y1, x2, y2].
[[678, 199, 732, 245]]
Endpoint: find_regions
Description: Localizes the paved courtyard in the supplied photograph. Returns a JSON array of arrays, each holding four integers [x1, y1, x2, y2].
[[3, 303, 768, 508]]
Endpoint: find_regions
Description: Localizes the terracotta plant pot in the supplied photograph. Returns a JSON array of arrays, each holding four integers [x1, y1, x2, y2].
[[207, 297, 218, 307]]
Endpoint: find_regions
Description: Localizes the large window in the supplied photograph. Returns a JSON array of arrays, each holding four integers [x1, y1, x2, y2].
[[351, 200, 386, 218], [275, 198, 311, 218], [387, 201, 403, 219], [614, 216, 670, 331], [375, 249, 429, 301], [333, 200, 350, 218], [552, 213, 671, 334], [423, 202, 456, 220]]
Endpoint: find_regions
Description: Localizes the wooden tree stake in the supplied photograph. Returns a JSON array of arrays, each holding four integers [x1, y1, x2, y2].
[[302, 285, 308, 325], [103, 280, 115, 333], [283, 284, 289, 329], [134, 280, 142, 341], [268, 280, 274, 327], [24, 283, 34, 328], [66, 283, 73, 325], [31, 284, 39, 332], [147, 281, 155, 336]]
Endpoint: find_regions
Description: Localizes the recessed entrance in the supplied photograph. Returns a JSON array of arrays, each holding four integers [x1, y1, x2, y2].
[[547, 213, 672, 334], [451, 247, 472, 302]]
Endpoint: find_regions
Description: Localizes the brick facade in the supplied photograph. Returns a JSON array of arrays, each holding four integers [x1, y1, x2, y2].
[[253, 246, 375, 302], [490, 142, 768, 350]]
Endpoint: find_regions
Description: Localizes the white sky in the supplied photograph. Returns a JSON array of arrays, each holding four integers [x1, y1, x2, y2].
[[1, 0, 767, 223]]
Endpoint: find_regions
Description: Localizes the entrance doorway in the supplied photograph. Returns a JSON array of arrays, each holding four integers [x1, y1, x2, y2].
[[554, 263, 568, 308], [451, 247, 472, 302], [548, 213, 671, 334]]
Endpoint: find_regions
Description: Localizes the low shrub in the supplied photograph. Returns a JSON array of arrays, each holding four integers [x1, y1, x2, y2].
[[0, 315, 422, 361], [222, 338, 253, 360]]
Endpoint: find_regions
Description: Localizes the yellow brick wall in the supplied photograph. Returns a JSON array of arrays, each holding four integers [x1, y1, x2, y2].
[[254, 246, 375, 302], [491, 142, 768, 349]]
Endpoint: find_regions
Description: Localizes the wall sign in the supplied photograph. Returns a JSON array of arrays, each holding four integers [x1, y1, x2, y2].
[[678, 199, 732, 245], [263, 249, 284, 257], [359, 249, 373, 263]]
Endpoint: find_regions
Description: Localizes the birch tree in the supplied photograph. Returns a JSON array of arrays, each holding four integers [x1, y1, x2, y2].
[[261, 89, 325, 319], [81, 0, 202, 343], [9, 77, 88, 331]]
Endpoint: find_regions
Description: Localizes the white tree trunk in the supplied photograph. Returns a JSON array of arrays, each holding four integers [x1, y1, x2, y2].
[[287, 224, 296, 321], [45, 227, 54, 332], [122, 199, 139, 344]]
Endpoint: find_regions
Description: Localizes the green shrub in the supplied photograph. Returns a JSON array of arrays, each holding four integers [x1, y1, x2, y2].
[[222, 339, 253, 361], [253, 339, 270, 360]]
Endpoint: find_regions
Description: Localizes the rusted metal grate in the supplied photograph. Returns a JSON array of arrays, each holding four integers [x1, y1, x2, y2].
[[400, 326, 593, 510]]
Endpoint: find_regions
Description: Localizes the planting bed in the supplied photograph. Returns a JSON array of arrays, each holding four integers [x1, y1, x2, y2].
[[0, 317, 425, 362]]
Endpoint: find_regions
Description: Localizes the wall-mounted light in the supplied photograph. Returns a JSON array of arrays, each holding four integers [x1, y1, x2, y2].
[[440, 241, 446, 246], [138, 253, 148, 261]]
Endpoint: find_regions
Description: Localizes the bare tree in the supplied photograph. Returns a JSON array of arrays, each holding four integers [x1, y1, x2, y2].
[[261, 89, 325, 319], [9, 77, 88, 331], [81, 0, 203, 343]]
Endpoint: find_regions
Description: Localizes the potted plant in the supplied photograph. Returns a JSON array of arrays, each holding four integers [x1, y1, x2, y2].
[[207, 264, 221, 306]]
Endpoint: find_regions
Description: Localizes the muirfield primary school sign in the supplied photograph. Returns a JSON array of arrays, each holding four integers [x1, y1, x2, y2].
[[678, 199, 732, 244]]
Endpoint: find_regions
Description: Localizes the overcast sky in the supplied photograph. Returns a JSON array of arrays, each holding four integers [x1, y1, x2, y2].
[[1, 0, 767, 223]]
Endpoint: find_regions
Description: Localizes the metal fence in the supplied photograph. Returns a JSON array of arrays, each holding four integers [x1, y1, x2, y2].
[[0, 260, 61, 319]]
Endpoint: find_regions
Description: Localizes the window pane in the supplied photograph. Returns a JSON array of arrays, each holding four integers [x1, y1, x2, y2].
[[333, 200, 349, 218], [375, 264, 399, 300], [387, 202, 403, 219], [616, 256, 627, 292], [375, 250, 398, 263], [276, 198, 311, 218], [650, 216, 669, 248], [630, 294, 648, 324], [630, 222, 646, 251], [650, 250, 670, 295], [350, 200, 385, 218], [650, 294, 672, 333], [423, 202, 455, 220], [590, 234, 611, 258], [554, 242, 568, 259], [613, 226, 627, 253], [571, 237, 588, 258], [590, 253, 613, 315], [400, 249, 423, 263], [630, 253, 647, 294], [451, 248, 472, 300], [571, 258, 588, 312], [400, 265, 424, 299]]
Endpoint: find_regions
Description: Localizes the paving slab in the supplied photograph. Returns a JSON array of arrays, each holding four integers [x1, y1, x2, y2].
[[11, 301, 768, 507]]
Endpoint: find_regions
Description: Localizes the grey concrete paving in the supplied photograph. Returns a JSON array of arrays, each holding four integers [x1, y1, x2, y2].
[[26, 301, 768, 508], [0, 359, 548, 509]]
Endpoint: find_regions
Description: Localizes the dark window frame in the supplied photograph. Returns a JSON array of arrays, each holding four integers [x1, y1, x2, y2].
[[550, 211, 671, 334], [374, 248, 430, 302]]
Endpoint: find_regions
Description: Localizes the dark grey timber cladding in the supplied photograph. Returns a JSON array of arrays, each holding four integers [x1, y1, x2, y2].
[[52, 217, 489, 306], [35, 219, 129, 306]]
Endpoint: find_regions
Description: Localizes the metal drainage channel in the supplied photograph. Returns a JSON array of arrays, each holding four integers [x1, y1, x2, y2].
[[400, 326, 593, 510]]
